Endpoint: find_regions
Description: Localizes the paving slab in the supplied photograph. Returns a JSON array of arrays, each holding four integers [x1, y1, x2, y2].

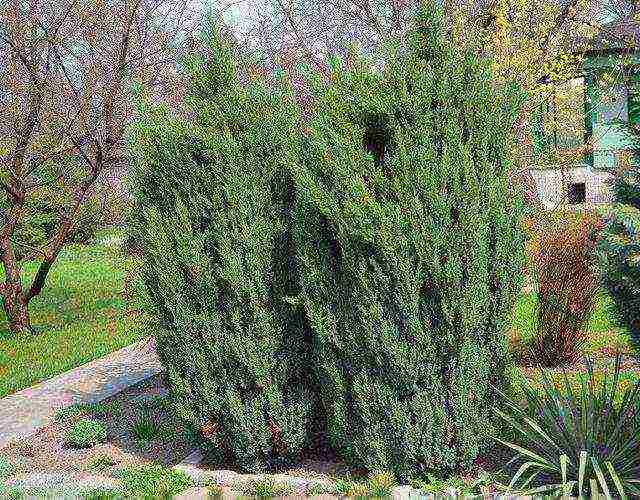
[[0, 338, 163, 449]]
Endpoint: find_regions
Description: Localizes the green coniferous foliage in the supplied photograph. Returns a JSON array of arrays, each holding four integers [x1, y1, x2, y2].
[[597, 158, 640, 345], [127, 29, 315, 472], [291, 1, 526, 480]]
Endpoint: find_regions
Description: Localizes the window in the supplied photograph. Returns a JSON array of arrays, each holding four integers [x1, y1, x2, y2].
[[568, 182, 586, 204], [596, 82, 628, 123]]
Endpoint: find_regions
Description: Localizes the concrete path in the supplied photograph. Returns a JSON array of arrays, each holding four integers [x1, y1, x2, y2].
[[0, 338, 163, 449]]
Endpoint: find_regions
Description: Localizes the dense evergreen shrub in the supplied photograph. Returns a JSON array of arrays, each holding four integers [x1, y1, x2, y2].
[[291, 1, 526, 480], [597, 156, 640, 346], [128, 29, 315, 472]]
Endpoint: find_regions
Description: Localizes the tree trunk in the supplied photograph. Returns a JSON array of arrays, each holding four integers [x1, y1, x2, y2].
[[512, 108, 544, 210], [1, 205, 35, 335], [2, 285, 32, 335]]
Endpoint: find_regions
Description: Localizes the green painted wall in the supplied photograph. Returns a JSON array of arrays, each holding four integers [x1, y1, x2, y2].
[[583, 52, 640, 171]]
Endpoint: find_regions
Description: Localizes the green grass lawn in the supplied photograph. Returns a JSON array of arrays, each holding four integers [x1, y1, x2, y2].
[[0, 231, 150, 398]]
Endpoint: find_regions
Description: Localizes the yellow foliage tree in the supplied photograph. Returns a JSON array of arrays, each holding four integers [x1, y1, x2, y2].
[[447, 0, 635, 208]]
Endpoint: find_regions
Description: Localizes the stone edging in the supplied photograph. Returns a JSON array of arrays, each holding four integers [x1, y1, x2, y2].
[[171, 451, 535, 500]]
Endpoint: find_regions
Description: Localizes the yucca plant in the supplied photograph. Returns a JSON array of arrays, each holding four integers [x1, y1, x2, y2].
[[495, 354, 640, 498]]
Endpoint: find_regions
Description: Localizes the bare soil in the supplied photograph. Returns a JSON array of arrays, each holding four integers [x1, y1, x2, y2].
[[0, 373, 195, 476], [198, 417, 367, 484], [0, 372, 365, 483]]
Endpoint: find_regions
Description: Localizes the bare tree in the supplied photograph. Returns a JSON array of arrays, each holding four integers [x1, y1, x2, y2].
[[0, 0, 197, 334]]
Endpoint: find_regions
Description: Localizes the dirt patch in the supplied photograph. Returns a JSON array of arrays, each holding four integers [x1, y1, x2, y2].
[[197, 411, 368, 484], [517, 352, 640, 380], [0, 373, 196, 476]]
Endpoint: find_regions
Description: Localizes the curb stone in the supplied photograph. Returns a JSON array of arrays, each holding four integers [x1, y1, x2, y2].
[[173, 486, 211, 499], [171, 479, 541, 499], [173, 488, 341, 500], [174, 463, 242, 486], [173, 486, 258, 500], [391, 485, 427, 498], [3, 471, 122, 499], [174, 465, 318, 494], [171, 450, 537, 500]]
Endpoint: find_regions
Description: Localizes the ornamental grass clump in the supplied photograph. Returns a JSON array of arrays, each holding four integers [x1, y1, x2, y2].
[[292, 0, 526, 481], [516, 211, 603, 367], [64, 418, 107, 449], [495, 354, 640, 497]]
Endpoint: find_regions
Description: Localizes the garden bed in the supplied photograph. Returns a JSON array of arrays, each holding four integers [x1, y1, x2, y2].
[[0, 370, 517, 498], [0, 373, 195, 476], [2, 337, 638, 498]]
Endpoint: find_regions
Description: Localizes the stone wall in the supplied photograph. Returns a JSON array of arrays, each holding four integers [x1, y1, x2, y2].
[[529, 164, 614, 210]]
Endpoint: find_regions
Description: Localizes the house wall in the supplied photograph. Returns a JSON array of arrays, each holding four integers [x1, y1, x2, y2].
[[584, 53, 640, 171], [530, 165, 614, 210]]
